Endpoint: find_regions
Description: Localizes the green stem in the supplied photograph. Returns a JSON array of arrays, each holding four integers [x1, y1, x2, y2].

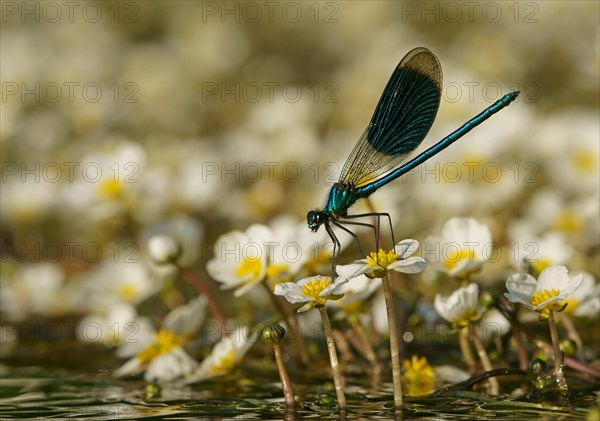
[[547, 313, 569, 392], [318, 307, 347, 410], [382, 274, 403, 409]]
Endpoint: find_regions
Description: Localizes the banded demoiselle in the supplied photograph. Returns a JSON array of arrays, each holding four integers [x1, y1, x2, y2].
[[307, 47, 519, 266]]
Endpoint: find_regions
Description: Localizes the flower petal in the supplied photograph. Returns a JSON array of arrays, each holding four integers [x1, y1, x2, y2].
[[389, 256, 426, 273], [273, 282, 308, 303], [504, 272, 537, 308], [394, 239, 419, 259], [336, 262, 367, 279]]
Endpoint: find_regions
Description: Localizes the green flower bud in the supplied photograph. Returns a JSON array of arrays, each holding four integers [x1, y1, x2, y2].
[[530, 358, 547, 376], [479, 290, 495, 309], [262, 324, 286, 344], [145, 382, 161, 398], [559, 338, 577, 357]]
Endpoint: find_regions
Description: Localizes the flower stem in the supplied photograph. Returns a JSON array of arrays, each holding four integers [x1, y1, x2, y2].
[[470, 325, 499, 395], [381, 274, 403, 409], [265, 285, 310, 366], [547, 313, 569, 392], [318, 306, 347, 410], [274, 342, 296, 408], [177, 265, 226, 336], [512, 322, 529, 371], [354, 321, 381, 375], [459, 325, 477, 372]]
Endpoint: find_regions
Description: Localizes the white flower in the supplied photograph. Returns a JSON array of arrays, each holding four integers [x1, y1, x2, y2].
[[505, 266, 583, 320], [508, 230, 573, 274], [184, 325, 258, 384], [274, 275, 347, 312], [144, 347, 198, 382], [477, 308, 511, 343], [563, 271, 599, 319], [264, 215, 309, 287], [206, 224, 272, 297], [424, 217, 492, 277], [140, 213, 204, 266], [0, 262, 80, 320], [114, 296, 207, 382], [148, 234, 181, 265], [82, 260, 160, 308], [336, 239, 426, 280], [1, 179, 58, 225], [77, 301, 152, 348], [60, 141, 146, 216], [434, 283, 484, 326], [114, 329, 197, 382]]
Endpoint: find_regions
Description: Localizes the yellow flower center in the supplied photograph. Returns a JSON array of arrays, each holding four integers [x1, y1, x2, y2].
[[452, 308, 480, 327], [530, 288, 566, 319], [552, 211, 581, 233], [300, 277, 332, 307], [100, 178, 123, 198], [443, 249, 475, 271], [402, 355, 435, 397], [572, 150, 595, 173], [210, 349, 236, 375], [366, 249, 398, 268], [137, 329, 183, 364], [235, 257, 262, 280], [118, 283, 138, 301], [530, 288, 560, 306]]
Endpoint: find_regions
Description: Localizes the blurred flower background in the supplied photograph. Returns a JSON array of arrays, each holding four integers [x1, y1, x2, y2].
[[0, 0, 598, 414]]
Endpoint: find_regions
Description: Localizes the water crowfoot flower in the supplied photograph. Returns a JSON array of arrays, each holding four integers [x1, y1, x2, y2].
[[434, 283, 484, 327], [274, 275, 346, 313], [505, 266, 583, 392], [505, 266, 583, 321], [424, 217, 491, 278], [206, 224, 272, 297], [115, 296, 207, 383], [184, 325, 258, 384], [275, 275, 347, 409], [434, 283, 498, 394], [336, 239, 426, 280]]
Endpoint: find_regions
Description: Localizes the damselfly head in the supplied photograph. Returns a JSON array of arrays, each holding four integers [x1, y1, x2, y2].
[[307, 210, 327, 232]]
